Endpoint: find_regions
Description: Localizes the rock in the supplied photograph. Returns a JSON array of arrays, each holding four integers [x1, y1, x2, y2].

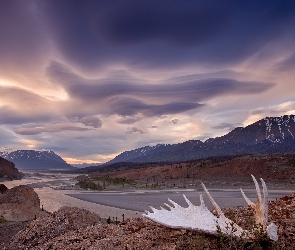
[[0, 185, 45, 221], [0, 184, 8, 194], [53, 206, 103, 230], [0, 157, 23, 180], [5, 206, 104, 249]]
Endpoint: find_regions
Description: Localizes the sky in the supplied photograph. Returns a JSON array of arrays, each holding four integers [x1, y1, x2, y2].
[[1, 0, 295, 164]]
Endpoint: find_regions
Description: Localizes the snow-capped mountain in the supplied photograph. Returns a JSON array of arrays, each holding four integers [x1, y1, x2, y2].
[[0, 147, 14, 158], [105, 115, 295, 164], [0, 149, 73, 170]]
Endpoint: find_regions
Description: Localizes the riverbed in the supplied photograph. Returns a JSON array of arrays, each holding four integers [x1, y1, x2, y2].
[[1, 172, 294, 219]]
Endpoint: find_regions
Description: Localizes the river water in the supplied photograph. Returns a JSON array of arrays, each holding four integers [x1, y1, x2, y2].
[[1, 172, 294, 218]]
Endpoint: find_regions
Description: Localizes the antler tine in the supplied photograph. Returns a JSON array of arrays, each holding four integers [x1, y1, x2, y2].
[[199, 193, 205, 207], [260, 178, 268, 206], [183, 194, 193, 207], [164, 203, 173, 209], [201, 182, 224, 218], [251, 174, 262, 205], [149, 206, 157, 212], [240, 188, 255, 208], [168, 198, 181, 208]]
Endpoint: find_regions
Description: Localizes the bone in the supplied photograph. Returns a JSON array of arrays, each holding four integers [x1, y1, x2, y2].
[[143, 175, 278, 241], [183, 194, 193, 207], [251, 174, 262, 205], [164, 203, 173, 209], [260, 178, 268, 206], [201, 182, 224, 218], [199, 193, 205, 207], [240, 188, 255, 207], [168, 198, 181, 208]]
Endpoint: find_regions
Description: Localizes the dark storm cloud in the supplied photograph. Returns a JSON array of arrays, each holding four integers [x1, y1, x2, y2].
[[108, 97, 203, 117], [211, 122, 241, 130], [126, 127, 145, 134], [69, 116, 103, 128], [13, 124, 91, 135], [37, 0, 295, 68], [48, 62, 275, 117], [93, 0, 227, 46], [117, 117, 142, 124], [79, 116, 102, 128]]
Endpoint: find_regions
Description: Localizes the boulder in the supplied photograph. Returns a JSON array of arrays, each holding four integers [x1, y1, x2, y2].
[[0, 184, 8, 194], [0, 157, 23, 180], [0, 185, 45, 221]]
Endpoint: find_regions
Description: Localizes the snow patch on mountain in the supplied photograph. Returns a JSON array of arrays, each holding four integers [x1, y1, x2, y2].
[[0, 148, 73, 170]]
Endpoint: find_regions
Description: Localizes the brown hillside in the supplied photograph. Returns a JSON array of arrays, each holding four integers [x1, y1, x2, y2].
[[91, 154, 295, 184]]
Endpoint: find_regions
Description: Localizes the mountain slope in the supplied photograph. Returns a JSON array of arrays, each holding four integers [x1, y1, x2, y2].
[[0, 149, 74, 170], [105, 115, 295, 165]]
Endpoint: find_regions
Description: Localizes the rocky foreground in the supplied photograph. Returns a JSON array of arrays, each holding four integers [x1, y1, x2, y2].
[[1, 192, 295, 250], [0, 185, 48, 222]]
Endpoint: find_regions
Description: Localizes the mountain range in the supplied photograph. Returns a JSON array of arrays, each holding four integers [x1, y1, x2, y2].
[[1, 115, 295, 171], [0, 149, 74, 170], [105, 115, 295, 165]]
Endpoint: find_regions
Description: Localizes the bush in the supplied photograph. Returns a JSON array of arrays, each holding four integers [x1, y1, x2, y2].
[[75, 179, 103, 190]]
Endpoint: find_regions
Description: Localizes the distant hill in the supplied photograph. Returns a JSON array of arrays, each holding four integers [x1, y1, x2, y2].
[[0, 149, 74, 170], [89, 154, 295, 185], [105, 115, 295, 165]]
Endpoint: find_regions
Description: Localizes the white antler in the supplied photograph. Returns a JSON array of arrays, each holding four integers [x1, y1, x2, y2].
[[143, 175, 278, 241], [143, 192, 247, 237], [241, 175, 278, 241]]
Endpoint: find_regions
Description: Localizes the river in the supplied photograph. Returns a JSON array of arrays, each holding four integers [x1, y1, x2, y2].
[[1, 171, 294, 219]]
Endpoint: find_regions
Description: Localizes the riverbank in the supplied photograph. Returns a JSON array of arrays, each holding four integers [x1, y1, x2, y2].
[[1, 173, 295, 219]]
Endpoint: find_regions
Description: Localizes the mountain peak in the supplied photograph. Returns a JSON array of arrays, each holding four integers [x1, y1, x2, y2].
[[0, 149, 73, 170], [104, 115, 295, 165]]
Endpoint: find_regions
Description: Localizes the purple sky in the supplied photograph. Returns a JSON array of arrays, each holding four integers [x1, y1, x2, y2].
[[1, 0, 295, 163]]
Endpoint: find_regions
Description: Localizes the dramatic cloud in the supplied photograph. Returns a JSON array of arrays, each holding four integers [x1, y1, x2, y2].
[[47, 61, 275, 119], [117, 116, 142, 125], [108, 97, 204, 117], [37, 0, 295, 69], [0, 86, 60, 125], [13, 124, 91, 135], [70, 116, 102, 128], [0, 1, 49, 70], [0, 1, 294, 163], [126, 127, 145, 134], [48, 61, 275, 102], [171, 119, 179, 124], [211, 122, 242, 130]]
